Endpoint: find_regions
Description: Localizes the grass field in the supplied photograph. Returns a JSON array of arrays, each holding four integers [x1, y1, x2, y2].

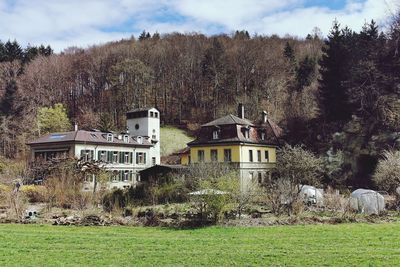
[[160, 126, 193, 156], [0, 223, 399, 266]]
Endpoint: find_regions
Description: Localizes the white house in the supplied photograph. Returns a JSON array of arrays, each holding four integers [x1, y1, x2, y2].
[[27, 107, 160, 189]]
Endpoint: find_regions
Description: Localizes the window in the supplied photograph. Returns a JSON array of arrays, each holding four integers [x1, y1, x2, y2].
[[212, 130, 219, 139], [84, 174, 93, 183], [198, 150, 205, 162], [211, 149, 218, 162], [154, 112, 158, 118], [107, 133, 113, 142], [257, 150, 261, 162], [124, 152, 131, 164], [224, 149, 232, 162], [136, 152, 146, 164], [123, 171, 129, 182], [107, 151, 113, 163], [244, 129, 250, 139], [150, 111, 154, 117], [265, 150, 269, 162], [135, 124, 139, 130], [152, 157, 156, 166], [112, 152, 118, 163], [80, 150, 94, 161], [123, 135, 129, 143], [249, 150, 253, 162], [249, 172, 254, 181], [98, 151, 107, 162], [261, 132, 265, 140], [258, 172, 263, 184]]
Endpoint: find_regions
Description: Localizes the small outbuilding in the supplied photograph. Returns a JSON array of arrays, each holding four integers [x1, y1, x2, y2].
[[350, 189, 385, 215]]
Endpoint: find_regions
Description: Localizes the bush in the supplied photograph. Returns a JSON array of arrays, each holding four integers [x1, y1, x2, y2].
[[0, 184, 11, 206], [20, 185, 46, 203], [153, 181, 189, 204], [103, 189, 126, 212]]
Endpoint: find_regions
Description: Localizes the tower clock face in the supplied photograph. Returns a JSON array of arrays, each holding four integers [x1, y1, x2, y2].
[[135, 124, 139, 130]]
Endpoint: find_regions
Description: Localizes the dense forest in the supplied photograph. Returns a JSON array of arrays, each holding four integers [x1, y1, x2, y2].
[[0, 13, 399, 188]]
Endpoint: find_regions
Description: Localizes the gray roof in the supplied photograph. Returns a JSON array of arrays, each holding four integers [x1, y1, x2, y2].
[[127, 107, 158, 113], [27, 130, 152, 147], [202, 114, 254, 127]]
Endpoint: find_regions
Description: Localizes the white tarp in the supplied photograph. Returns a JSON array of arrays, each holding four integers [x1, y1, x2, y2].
[[301, 185, 324, 205], [188, 189, 227, 195], [350, 189, 385, 215]]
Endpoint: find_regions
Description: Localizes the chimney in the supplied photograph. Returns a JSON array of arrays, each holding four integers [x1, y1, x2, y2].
[[74, 123, 78, 131], [238, 103, 244, 119], [262, 111, 268, 123]]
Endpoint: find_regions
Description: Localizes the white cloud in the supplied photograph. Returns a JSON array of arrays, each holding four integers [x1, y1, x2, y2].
[[0, 0, 397, 52]]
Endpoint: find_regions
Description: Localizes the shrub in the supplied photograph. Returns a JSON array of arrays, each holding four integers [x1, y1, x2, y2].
[[374, 150, 400, 193], [103, 189, 126, 212], [20, 185, 46, 203], [0, 184, 11, 206]]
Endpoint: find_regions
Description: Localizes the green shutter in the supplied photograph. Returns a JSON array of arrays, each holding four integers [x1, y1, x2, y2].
[[119, 152, 123, 164], [107, 151, 112, 163]]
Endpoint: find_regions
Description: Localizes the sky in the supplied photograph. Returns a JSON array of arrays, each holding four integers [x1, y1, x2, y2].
[[0, 0, 398, 52]]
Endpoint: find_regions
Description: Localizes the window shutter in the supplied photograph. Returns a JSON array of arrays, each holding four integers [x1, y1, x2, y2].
[[119, 152, 123, 163]]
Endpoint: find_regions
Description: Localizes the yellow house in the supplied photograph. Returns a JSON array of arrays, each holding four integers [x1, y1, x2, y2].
[[184, 104, 282, 188]]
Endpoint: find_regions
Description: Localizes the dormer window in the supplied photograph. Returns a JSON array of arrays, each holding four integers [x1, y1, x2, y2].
[[123, 135, 129, 143], [244, 129, 250, 139], [107, 133, 113, 142], [213, 130, 219, 140], [261, 132, 265, 140]]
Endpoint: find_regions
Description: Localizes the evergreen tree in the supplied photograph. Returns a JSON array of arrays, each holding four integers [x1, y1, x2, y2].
[[139, 30, 151, 41], [283, 41, 295, 63], [296, 55, 316, 91], [0, 80, 18, 116], [318, 21, 352, 122], [0, 41, 6, 62], [23, 45, 39, 63], [4, 40, 23, 62]]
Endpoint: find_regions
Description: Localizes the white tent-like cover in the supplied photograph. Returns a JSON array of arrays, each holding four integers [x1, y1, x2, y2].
[[188, 189, 227, 196], [350, 189, 385, 215]]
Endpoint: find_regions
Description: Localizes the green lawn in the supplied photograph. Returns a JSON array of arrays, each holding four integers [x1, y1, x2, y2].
[[160, 126, 193, 157], [0, 224, 399, 266]]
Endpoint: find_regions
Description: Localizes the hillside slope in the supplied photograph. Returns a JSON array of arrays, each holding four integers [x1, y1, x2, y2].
[[160, 126, 193, 157]]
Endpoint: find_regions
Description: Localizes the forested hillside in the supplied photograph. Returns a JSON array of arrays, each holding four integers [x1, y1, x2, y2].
[[0, 13, 399, 188], [0, 30, 322, 158]]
